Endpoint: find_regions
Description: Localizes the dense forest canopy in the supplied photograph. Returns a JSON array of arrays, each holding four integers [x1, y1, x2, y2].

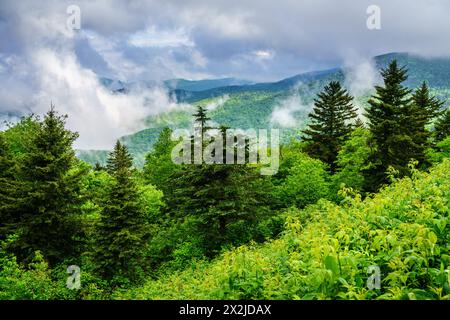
[[0, 59, 449, 300]]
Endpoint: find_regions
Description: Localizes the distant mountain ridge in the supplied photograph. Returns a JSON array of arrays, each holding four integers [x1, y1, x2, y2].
[[98, 76, 254, 94], [43, 53, 450, 166], [164, 78, 254, 91]]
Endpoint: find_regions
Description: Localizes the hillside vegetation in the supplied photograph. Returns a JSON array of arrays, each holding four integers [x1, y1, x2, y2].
[[78, 53, 450, 167], [116, 159, 450, 300], [1, 57, 449, 300]]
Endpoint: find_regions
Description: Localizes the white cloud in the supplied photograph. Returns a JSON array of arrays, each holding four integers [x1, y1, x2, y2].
[[83, 30, 145, 80], [205, 95, 229, 110], [344, 57, 380, 97], [27, 48, 188, 149], [270, 92, 311, 128], [253, 50, 274, 60], [128, 26, 194, 48]]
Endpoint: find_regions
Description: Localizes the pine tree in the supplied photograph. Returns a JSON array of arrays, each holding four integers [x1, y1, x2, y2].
[[12, 107, 86, 265], [192, 106, 211, 135], [406, 82, 443, 164], [434, 108, 450, 142], [355, 117, 365, 128], [164, 109, 271, 255], [363, 60, 416, 191], [94, 162, 104, 171], [302, 81, 358, 173], [94, 141, 150, 282]]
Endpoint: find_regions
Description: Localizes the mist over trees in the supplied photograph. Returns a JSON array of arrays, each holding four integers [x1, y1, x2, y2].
[[0, 59, 449, 300]]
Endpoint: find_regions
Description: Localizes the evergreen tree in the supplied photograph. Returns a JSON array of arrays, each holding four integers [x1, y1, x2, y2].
[[302, 81, 358, 173], [406, 82, 443, 164], [364, 60, 415, 191], [192, 106, 211, 135], [355, 117, 365, 128], [164, 109, 271, 255], [12, 107, 86, 265], [94, 141, 150, 283], [434, 108, 450, 142], [94, 162, 104, 171]]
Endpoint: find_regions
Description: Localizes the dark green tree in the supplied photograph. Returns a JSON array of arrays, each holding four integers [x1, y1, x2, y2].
[[355, 117, 365, 128], [364, 60, 415, 191], [11, 107, 86, 265], [164, 109, 271, 255], [406, 82, 443, 164], [192, 106, 211, 136], [0, 134, 23, 239], [93, 162, 105, 171], [302, 81, 358, 173], [434, 108, 450, 142], [93, 141, 150, 283]]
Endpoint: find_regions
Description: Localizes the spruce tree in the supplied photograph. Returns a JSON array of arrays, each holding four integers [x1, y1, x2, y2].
[[164, 109, 270, 255], [302, 81, 358, 173], [355, 117, 365, 128], [12, 107, 86, 265], [363, 60, 415, 191], [94, 141, 150, 283], [192, 106, 211, 135], [434, 108, 450, 142], [407, 82, 443, 164]]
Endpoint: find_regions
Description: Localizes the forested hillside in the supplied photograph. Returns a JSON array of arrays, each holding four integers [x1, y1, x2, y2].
[[0, 58, 449, 300], [117, 158, 450, 300], [77, 53, 450, 167]]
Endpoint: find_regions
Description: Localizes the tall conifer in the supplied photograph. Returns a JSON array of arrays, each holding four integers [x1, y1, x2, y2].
[[94, 141, 150, 282], [13, 107, 85, 265], [302, 81, 358, 173]]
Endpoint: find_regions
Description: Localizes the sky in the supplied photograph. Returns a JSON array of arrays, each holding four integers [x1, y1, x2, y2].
[[1, 0, 450, 149]]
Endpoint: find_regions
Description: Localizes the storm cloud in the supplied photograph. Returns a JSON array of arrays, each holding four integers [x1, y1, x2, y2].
[[1, 0, 449, 148]]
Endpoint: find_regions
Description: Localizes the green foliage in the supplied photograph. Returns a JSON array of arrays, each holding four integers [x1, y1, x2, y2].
[[274, 153, 331, 208], [0, 248, 59, 300], [2, 115, 40, 158], [364, 60, 414, 190], [427, 136, 450, 163], [302, 81, 358, 173], [93, 141, 152, 284], [10, 108, 87, 266], [0, 134, 23, 239], [332, 127, 371, 193], [139, 184, 164, 221], [2, 55, 450, 300], [117, 159, 450, 300], [406, 82, 443, 165], [434, 108, 450, 142], [0, 235, 109, 300], [163, 107, 274, 256], [143, 127, 181, 191], [164, 161, 272, 257]]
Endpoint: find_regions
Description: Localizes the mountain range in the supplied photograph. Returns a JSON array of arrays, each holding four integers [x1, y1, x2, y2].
[[44, 52, 450, 166]]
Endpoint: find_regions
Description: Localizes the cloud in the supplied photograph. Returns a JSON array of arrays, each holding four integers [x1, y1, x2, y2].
[[8, 47, 187, 150], [2, 0, 450, 148], [4, 0, 450, 83], [128, 27, 194, 48], [344, 58, 381, 97], [205, 95, 230, 111], [253, 50, 275, 60], [0, 1, 191, 150], [270, 92, 312, 128]]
